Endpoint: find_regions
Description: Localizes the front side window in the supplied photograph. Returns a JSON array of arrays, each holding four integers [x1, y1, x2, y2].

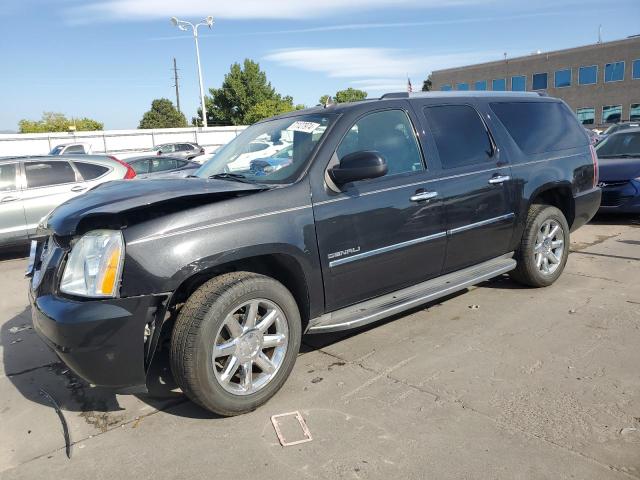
[[158, 145, 174, 153], [196, 113, 335, 184], [490, 101, 587, 154], [456, 82, 469, 91], [532, 73, 548, 90], [602, 105, 622, 124], [423, 105, 492, 169], [25, 161, 76, 188], [336, 110, 424, 176], [64, 145, 85, 154], [554, 68, 572, 88], [440, 84, 452, 91], [630, 103, 640, 122], [474, 80, 487, 91], [151, 158, 178, 172], [605, 61, 625, 82], [492, 78, 506, 91], [511, 75, 526, 91], [579, 65, 598, 85], [576, 107, 595, 125], [634, 59, 640, 80], [596, 131, 640, 158], [0, 163, 17, 192]]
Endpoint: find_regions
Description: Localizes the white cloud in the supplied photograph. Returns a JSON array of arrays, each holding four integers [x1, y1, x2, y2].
[[264, 48, 502, 80], [68, 0, 488, 22]]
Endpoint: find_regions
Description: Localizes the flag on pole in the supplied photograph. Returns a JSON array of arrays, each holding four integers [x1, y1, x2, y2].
[[407, 77, 413, 93]]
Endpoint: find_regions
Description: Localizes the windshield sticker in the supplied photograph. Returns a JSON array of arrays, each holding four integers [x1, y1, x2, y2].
[[287, 121, 321, 133]]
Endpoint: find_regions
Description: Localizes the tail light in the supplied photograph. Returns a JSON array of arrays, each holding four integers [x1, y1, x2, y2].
[[109, 156, 137, 179], [589, 144, 599, 188]]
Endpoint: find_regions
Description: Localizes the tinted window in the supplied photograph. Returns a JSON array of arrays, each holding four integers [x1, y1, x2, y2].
[[151, 158, 178, 172], [423, 105, 492, 169], [337, 110, 424, 176], [0, 163, 17, 192], [474, 80, 487, 91], [492, 78, 506, 91], [605, 62, 625, 82], [74, 162, 109, 180], [511, 75, 526, 91], [440, 84, 452, 91], [25, 161, 76, 188], [596, 132, 640, 157], [602, 105, 622, 124], [576, 107, 595, 125], [532, 73, 548, 90], [634, 59, 640, 80], [579, 65, 597, 85], [490, 101, 587, 154], [158, 145, 174, 153], [49, 146, 63, 155], [130, 159, 150, 174], [554, 68, 571, 88], [631, 104, 640, 122], [456, 82, 469, 91]]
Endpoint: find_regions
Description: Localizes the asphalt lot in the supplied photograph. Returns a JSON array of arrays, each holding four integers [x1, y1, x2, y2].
[[1, 216, 639, 479]]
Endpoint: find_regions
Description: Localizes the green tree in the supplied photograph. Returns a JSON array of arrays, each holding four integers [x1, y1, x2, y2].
[[138, 98, 187, 129], [422, 75, 433, 92], [318, 88, 368, 105], [18, 112, 103, 133], [198, 59, 298, 126]]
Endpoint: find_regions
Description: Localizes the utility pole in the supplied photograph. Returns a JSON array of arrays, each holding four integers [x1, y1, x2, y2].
[[172, 57, 181, 113]]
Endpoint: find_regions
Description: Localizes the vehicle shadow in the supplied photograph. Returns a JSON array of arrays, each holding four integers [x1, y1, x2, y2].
[[0, 244, 30, 262], [589, 212, 640, 226]]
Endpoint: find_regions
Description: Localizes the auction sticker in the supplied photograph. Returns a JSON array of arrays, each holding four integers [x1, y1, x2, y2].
[[287, 121, 320, 133]]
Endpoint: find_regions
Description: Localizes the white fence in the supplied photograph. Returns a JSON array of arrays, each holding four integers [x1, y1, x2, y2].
[[0, 126, 247, 158]]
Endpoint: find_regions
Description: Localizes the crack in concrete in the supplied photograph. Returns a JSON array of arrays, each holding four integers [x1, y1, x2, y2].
[[570, 250, 640, 262], [4, 361, 61, 379], [565, 272, 624, 284]]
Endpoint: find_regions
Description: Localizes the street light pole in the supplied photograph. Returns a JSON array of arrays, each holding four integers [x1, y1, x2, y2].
[[170, 16, 214, 128]]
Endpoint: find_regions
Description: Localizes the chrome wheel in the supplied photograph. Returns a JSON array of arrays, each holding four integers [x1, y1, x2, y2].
[[534, 219, 564, 275], [212, 299, 288, 396]]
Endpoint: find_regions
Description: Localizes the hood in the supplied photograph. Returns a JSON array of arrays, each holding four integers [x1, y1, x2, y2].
[[44, 177, 266, 236], [597, 157, 640, 182]]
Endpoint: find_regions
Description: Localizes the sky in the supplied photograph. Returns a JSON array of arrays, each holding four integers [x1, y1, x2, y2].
[[1, 0, 639, 131]]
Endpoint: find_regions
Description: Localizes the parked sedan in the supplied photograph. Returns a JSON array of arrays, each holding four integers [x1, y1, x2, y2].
[[0, 155, 136, 248], [154, 142, 205, 160], [596, 128, 640, 213], [128, 156, 200, 179]]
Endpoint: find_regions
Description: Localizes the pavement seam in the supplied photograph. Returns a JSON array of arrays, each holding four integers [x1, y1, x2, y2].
[[564, 271, 625, 284], [312, 346, 640, 480], [4, 361, 62, 379]]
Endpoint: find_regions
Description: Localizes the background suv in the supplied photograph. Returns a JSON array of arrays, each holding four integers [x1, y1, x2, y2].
[[154, 142, 205, 160]]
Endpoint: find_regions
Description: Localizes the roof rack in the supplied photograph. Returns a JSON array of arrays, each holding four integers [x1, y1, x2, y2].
[[380, 91, 541, 99]]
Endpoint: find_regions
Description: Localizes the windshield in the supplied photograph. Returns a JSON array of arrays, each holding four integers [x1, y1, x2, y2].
[[49, 146, 63, 155], [596, 131, 640, 157], [195, 113, 335, 184]]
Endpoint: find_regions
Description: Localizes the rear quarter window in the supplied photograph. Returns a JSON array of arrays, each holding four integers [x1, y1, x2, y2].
[[74, 162, 110, 180], [490, 101, 587, 154]]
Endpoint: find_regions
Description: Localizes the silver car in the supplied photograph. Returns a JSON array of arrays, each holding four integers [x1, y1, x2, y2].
[[154, 142, 205, 160], [0, 155, 135, 247]]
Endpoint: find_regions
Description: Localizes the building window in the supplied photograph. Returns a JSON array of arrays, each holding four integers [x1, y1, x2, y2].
[[633, 59, 640, 80], [554, 68, 572, 88], [576, 107, 595, 125], [602, 105, 622, 124], [604, 61, 625, 82], [532, 72, 548, 90], [440, 84, 452, 91], [579, 65, 598, 85], [631, 104, 640, 121], [456, 82, 469, 91], [474, 80, 487, 90], [511, 75, 526, 91], [492, 78, 506, 91]]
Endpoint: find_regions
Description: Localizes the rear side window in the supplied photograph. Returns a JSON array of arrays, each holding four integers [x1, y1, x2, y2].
[[423, 105, 492, 169], [490, 102, 587, 154], [130, 160, 150, 174], [0, 163, 17, 191], [25, 161, 76, 188], [74, 162, 109, 180], [151, 158, 178, 172]]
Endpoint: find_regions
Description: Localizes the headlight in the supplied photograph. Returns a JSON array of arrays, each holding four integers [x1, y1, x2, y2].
[[60, 230, 124, 298]]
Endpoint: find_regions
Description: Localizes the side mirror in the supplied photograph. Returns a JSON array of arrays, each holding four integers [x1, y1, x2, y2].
[[329, 150, 388, 185]]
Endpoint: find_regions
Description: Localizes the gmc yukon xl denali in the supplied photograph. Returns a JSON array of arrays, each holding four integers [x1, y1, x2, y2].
[[28, 92, 601, 416]]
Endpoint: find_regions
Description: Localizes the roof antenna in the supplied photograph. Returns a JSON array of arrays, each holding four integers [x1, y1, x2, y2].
[[324, 96, 335, 108]]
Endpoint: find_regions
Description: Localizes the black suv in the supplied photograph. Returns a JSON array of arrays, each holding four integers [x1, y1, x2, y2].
[[29, 92, 601, 416]]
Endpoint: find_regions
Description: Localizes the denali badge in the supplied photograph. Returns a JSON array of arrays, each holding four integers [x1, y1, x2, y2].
[[328, 247, 361, 260]]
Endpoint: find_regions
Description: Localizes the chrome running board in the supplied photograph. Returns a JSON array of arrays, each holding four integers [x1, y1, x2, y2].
[[307, 253, 516, 334]]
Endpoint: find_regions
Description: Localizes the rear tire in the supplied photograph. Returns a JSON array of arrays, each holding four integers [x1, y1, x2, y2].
[[170, 272, 301, 416], [510, 204, 570, 287]]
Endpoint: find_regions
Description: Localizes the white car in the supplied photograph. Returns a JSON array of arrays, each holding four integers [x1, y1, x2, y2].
[[49, 143, 93, 155]]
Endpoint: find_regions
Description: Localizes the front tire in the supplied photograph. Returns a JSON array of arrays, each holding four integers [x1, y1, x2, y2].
[[170, 272, 301, 416], [510, 204, 570, 287]]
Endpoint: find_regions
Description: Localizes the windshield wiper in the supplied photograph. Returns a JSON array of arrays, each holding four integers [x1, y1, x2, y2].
[[208, 172, 254, 183]]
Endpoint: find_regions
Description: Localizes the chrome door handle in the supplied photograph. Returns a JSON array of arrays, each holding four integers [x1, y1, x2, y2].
[[1, 196, 19, 203], [410, 191, 438, 202], [488, 175, 510, 185], [71, 185, 87, 192]]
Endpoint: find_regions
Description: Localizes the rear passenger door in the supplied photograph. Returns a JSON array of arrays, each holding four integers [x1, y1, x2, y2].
[[21, 160, 81, 236], [0, 162, 27, 245], [417, 100, 515, 273]]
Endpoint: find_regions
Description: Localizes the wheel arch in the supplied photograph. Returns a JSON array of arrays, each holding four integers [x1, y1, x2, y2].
[[528, 182, 575, 228]]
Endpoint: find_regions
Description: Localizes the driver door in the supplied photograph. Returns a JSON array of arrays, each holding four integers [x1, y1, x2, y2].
[[311, 106, 448, 311]]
